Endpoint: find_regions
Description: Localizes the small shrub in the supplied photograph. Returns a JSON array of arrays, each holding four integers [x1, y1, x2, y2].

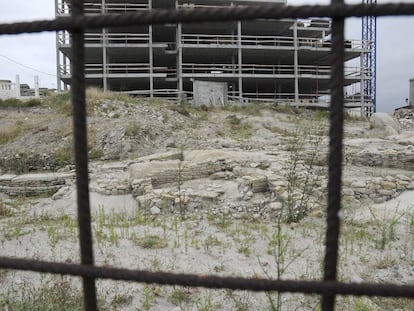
[[216, 129, 225, 137], [284, 120, 327, 223], [0, 124, 22, 145], [226, 114, 241, 126], [54, 139, 74, 164], [24, 99, 42, 107], [240, 103, 262, 116], [0, 120, 37, 145], [89, 149, 103, 160], [1, 98, 21, 107], [166, 142, 177, 148], [314, 109, 329, 120], [0, 277, 84, 310], [111, 293, 133, 307], [45, 92, 72, 115], [226, 115, 253, 139], [222, 103, 262, 116], [196, 111, 209, 121], [46, 89, 133, 116], [0, 98, 42, 108], [238, 245, 251, 257], [169, 102, 191, 117], [270, 103, 295, 113], [134, 234, 168, 249], [125, 122, 142, 137], [0, 201, 15, 217], [168, 288, 191, 306], [199, 104, 209, 111]]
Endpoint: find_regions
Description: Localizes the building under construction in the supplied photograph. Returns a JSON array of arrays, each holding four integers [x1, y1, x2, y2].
[[55, 0, 373, 109]]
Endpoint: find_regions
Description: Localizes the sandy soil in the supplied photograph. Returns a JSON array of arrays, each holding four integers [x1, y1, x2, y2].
[[1, 182, 413, 310], [1, 99, 413, 310]]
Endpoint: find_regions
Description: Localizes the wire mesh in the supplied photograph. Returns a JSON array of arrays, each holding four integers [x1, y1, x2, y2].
[[1, 2, 414, 311]]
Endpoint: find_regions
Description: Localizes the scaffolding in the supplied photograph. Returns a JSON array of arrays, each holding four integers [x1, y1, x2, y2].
[[362, 0, 377, 114]]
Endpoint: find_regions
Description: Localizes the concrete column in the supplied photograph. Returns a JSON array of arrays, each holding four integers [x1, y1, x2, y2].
[[34, 76, 40, 97], [102, 30, 108, 91], [360, 51, 365, 115], [237, 20, 242, 103], [149, 25, 154, 98], [177, 23, 183, 99], [293, 20, 299, 106], [56, 32, 61, 92], [63, 55, 68, 91], [174, 0, 183, 99], [102, 0, 108, 91], [55, 0, 62, 92], [15, 75, 21, 98], [148, 0, 153, 97], [62, 42, 69, 91]]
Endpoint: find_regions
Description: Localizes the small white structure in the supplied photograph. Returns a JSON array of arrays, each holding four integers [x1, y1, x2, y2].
[[193, 80, 228, 107], [0, 79, 16, 100], [0, 75, 40, 100]]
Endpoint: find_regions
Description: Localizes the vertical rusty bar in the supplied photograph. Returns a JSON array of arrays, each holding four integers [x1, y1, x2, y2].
[[70, 0, 97, 309], [321, 1, 345, 310]]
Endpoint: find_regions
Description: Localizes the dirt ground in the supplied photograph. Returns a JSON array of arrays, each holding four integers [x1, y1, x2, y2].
[[1, 93, 413, 310]]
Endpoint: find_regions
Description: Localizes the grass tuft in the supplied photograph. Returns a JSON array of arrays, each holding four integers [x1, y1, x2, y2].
[[0, 277, 84, 310], [0, 98, 42, 108], [134, 234, 168, 249]]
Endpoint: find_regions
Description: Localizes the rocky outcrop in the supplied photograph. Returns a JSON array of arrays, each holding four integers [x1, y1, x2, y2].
[[394, 105, 414, 129], [370, 112, 401, 136]]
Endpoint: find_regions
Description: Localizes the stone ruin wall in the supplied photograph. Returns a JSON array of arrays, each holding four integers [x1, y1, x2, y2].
[[0, 173, 73, 196], [1, 152, 414, 216]]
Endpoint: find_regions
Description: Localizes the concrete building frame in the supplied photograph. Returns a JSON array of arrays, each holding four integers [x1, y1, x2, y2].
[[55, 0, 373, 109]]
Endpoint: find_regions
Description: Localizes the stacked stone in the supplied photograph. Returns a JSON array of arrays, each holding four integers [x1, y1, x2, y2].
[[150, 159, 229, 187], [131, 178, 152, 196], [135, 187, 223, 216], [94, 174, 131, 195], [0, 153, 62, 173], [342, 174, 414, 204], [240, 175, 268, 193], [0, 173, 72, 196], [348, 147, 414, 170]]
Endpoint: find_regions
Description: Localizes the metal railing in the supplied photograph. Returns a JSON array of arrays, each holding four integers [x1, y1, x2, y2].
[[59, 32, 368, 49], [1, 2, 414, 311], [182, 62, 369, 79], [59, 64, 175, 76], [57, 1, 149, 15], [58, 32, 150, 45], [181, 33, 367, 50]]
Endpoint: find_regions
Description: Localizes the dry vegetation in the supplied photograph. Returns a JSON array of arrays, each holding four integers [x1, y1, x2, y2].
[[0, 89, 413, 310]]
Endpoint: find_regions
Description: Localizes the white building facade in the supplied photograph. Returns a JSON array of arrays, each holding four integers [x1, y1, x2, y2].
[[0, 79, 18, 100]]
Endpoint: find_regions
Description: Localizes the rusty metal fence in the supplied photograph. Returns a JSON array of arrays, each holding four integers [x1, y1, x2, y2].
[[1, 1, 414, 310]]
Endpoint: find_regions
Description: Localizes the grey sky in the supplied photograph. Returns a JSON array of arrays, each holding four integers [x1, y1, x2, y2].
[[0, 0, 413, 112]]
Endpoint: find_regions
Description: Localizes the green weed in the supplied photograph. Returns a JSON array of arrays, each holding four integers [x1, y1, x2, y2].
[[0, 277, 95, 310], [168, 287, 191, 306], [134, 234, 168, 249]]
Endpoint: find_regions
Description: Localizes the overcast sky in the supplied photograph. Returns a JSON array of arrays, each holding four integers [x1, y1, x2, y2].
[[0, 0, 412, 112]]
